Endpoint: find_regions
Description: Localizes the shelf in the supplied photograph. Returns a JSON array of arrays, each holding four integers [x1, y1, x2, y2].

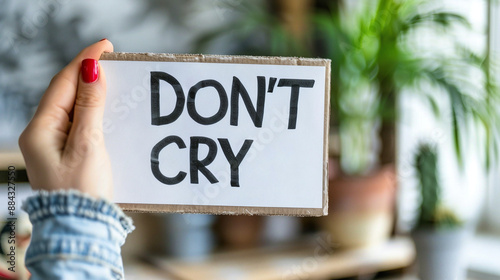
[[0, 151, 25, 169], [467, 233, 500, 279], [124, 259, 175, 280], [151, 236, 415, 280]]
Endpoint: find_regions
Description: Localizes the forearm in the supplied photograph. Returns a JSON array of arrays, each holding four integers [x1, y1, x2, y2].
[[22, 190, 134, 280]]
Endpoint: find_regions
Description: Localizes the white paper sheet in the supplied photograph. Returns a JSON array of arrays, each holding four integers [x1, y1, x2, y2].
[[101, 60, 326, 209]]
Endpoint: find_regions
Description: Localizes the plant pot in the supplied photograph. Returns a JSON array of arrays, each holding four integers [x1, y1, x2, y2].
[[411, 227, 469, 280], [216, 215, 264, 250], [321, 161, 396, 249]]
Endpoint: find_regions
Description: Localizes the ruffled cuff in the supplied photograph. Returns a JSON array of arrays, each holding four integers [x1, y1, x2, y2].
[[22, 190, 134, 239]]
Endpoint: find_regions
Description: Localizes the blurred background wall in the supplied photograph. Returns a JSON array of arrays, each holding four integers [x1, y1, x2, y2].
[[0, 0, 243, 150], [1, 0, 500, 279]]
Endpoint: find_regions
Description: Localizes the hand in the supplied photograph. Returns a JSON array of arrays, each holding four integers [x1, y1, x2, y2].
[[19, 40, 114, 199]]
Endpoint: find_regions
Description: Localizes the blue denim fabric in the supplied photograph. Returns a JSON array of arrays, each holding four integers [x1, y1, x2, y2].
[[22, 190, 134, 280]]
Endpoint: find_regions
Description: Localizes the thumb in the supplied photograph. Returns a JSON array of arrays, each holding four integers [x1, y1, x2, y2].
[[64, 58, 108, 156], [73, 58, 107, 132]]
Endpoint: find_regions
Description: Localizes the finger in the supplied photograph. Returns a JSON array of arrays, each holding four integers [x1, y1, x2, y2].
[[72, 59, 108, 132], [32, 39, 113, 133], [58, 58, 108, 184]]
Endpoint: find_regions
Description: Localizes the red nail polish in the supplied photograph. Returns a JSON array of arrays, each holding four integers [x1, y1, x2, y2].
[[99, 38, 107, 41], [81, 59, 98, 83]]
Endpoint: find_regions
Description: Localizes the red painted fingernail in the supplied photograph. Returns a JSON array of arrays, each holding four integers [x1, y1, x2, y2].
[[81, 59, 98, 83], [99, 38, 107, 41]]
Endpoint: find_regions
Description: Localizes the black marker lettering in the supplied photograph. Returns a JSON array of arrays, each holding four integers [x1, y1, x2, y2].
[[230, 76, 267, 127], [277, 79, 315, 129], [218, 138, 253, 187], [151, 72, 185, 125], [151, 135, 187, 185], [267, 77, 277, 93], [190, 136, 219, 184], [187, 80, 228, 125]]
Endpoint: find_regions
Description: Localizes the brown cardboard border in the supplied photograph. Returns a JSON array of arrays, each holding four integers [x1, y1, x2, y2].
[[100, 52, 330, 216]]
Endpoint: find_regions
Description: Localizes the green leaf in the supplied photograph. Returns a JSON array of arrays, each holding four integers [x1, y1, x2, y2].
[[452, 108, 463, 167], [405, 11, 470, 30], [426, 96, 441, 117]]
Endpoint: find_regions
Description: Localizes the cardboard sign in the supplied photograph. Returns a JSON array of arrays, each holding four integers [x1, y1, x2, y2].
[[100, 53, 330, 216]]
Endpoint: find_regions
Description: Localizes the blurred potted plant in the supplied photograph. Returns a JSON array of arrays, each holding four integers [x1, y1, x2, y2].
[[411, 144, 466, 280], [314, 0, 500, 248]]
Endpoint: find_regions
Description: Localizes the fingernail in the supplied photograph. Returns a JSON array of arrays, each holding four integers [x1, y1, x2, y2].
[[81, 59, 98, 83], [99, 38, 107, 41]]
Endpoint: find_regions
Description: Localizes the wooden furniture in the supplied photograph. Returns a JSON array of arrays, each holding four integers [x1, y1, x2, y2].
[[0, 151, 27, 183], [0, 152, 24, 169], [151, 236, 415, 280]]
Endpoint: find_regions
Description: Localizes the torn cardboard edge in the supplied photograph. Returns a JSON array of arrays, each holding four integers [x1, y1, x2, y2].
[[100, 52, 330, 217]]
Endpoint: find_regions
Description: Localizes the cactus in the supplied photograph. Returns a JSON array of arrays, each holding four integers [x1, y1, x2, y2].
[[415, 144, 440, 226], [414, 144, 462, 228]]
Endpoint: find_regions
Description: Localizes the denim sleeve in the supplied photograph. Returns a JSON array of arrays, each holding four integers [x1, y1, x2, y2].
[[21, 190, 135, 280]]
